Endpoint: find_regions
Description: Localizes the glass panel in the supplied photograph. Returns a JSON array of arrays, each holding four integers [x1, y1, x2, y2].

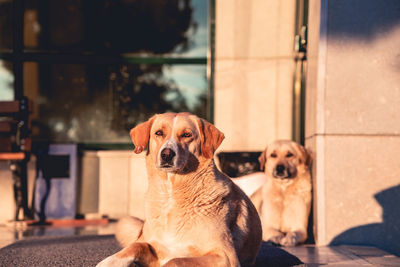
[[0, 60, 14, 100], [24, 0, 208, 57], [24, 62, 207, 143], [170, 0, 208, 57], [0, 0, 13, 50]]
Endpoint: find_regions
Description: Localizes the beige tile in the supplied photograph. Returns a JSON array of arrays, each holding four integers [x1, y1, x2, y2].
[[215, 59, 276, 151], [216, 0, 295, 59], [215, 58, 294, 151], [277, 0, 297, 57], [276, 59, 295, 139], [215, 0, 235, 59], [128, 154, 147, 220], [97, 151, 148, 220], [98, 151, 131, 218]]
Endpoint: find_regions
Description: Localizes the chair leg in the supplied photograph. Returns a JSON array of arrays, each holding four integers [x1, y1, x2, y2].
[[10, 159, 31, 221]]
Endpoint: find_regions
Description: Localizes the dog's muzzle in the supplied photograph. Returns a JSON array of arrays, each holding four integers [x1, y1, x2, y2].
[[160, 148, 176, 167], [273, 164, 290, 179]]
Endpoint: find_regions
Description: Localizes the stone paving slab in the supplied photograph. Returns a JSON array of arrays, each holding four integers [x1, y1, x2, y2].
[[283, 245, 400, 266]]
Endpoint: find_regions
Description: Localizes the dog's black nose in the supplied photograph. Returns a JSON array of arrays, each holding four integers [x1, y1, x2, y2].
[[276, 164, 285, 174], [161, 148, 176, 163]]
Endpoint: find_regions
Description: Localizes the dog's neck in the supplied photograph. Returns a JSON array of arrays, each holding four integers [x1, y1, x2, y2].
[[268, 175, 296, 190], [165, 158, 215, 185], [144, 156, 230, 220], [267, 171, 311, 192], [145, 156, 225, 196]]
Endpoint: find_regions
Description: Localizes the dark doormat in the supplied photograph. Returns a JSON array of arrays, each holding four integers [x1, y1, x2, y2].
[[0, 236, 303, 267], [0, 235, 120, 267]]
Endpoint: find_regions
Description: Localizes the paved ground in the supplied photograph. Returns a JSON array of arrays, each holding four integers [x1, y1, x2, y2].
[[281, 245, 400, 266], [0, 223, 399, 266]]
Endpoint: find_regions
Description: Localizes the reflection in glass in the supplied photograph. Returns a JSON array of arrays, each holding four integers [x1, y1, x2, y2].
[[163, 65, 207, 111], [0, 61, 14, 100], [171, 0, 208, 57], [23, 0, 207, 57], [0, 0, 12, 50], [25, 63, 207, 143]]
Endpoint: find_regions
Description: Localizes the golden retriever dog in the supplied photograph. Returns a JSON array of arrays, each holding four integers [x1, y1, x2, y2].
[[97, 112, 262, 267], [250, 140, 312, 247]]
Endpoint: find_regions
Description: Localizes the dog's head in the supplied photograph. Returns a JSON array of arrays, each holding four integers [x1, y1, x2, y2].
[[258, 140, 312, 180], [130, 112, 224, 173]]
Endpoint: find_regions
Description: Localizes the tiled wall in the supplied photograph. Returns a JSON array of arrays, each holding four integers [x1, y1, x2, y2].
[[97, 151, 147, 220], [214, 0, 296, 151]]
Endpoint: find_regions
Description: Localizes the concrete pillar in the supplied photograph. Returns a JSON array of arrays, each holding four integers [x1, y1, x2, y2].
[[306, 0, 400, 255]]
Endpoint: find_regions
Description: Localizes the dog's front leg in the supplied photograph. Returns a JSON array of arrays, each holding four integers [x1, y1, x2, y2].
[[263, 227, 285, 244], [96, 242, 159, 267], [280, 230, 307, 247], [162, 255, 229, 267], [162, 250, 240, 267]]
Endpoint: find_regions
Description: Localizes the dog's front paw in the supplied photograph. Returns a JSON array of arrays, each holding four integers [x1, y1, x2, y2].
[[96, 254, 135, 267], [279, 232, 299, 247], [268, 233, 285, 245]]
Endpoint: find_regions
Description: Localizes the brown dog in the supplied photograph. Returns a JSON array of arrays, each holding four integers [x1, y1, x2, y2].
[[251, 140, 312, 247], [97, 112, 262, 267]]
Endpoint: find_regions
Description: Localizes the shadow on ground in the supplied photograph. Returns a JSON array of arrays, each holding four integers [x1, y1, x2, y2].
[[254, 241, 303, 267]]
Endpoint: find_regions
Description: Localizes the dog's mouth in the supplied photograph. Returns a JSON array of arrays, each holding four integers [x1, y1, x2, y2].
[[273, 173, 291, 179], [158, 163, 177, 170], [157, 159, 182, 172], [159, 162, 174, 168], [272, 165, 294, 179]]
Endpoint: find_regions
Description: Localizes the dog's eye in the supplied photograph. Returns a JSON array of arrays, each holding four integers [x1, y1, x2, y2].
[[181, 132, 192, 138], [270, 153, 277, 158], [286, 152, 294, 158], [155, 130, 164, 136]]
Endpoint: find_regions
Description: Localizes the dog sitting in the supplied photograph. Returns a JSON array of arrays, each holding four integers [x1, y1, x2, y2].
[[250, 140, 312, 247], [97, 112, 262, 267]]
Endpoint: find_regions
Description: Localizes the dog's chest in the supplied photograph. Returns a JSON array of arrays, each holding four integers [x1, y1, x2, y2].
[[147, 187, 215, 243], [151, 177, 217, 224], [147, 184, 193, 234], [146, 194, 202, 264], [144, 176, 230, 261]]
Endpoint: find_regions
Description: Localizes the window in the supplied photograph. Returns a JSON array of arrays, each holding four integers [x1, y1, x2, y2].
[[0, 0, 213, 146]]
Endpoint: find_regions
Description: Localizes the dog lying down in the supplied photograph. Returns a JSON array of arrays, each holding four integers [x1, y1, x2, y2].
[[97, 112, 262, 267], [233, 140, 312, 247]]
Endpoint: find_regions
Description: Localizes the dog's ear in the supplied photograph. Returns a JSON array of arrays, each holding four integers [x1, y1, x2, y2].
[[258, 149, 267, 171], [130, 116, 156, 154], [303, 147, 313, 168], [298, 145, 313, 168], [196, 118, 225, 159]]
